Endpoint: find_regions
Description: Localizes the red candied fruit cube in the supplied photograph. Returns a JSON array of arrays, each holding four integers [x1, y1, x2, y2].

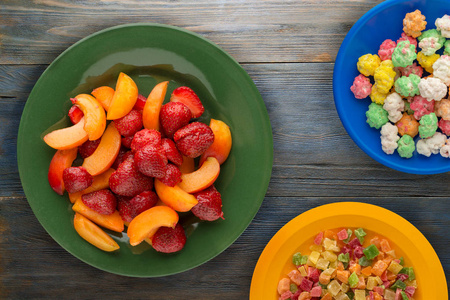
[[307, 267, 320, 283], [314, 232, 323, 245], [348, 237, 362, 248], [337, 229, 348, 240], [353, 246, 364, 259], [310, 286, 322, 298], [299, 278, 313, 292]]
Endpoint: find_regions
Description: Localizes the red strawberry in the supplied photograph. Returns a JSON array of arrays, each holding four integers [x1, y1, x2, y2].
[[62, 166, 93, 193], [112, 148, 133, 170], [159, 164, 182, 187], [129, 190, 158, 216], [151, 223, 186, 253], [170, 86, 204, 118], [134, 144, 167, 178], [161, 138, 183, 166], [113, 109, 143, 137], [159, 102, 192, 138], [192, 185, 224, 221], [121, 136, 134, 149], [78, 138, 101, 158], [68, 105, 84, 124], [131, 129, 161, 153], [133, 94, 147, 111], [109, 156, 154, 197], [81, 189, 117, 215], [117, 196, 133, 223], [173, 122, 214, 158]]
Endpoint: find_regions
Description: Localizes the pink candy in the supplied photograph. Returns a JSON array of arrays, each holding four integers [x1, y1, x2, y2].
[[438, 119, 450, 135], [350, 74, 372, 99], [397, 32, 418, 49], [378, 39, 397, 60], [410, 95, 435, 120], [398, 62, 423, 77]]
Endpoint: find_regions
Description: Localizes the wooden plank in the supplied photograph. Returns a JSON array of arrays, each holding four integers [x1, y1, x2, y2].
[[0, 196, 448, 298], [0, 0, 383, 64]]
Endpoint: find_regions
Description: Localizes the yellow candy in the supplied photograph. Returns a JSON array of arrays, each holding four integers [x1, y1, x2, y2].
[[417, 51, 440, 73], [357, 54, 381, 77], [374, 60, 397, 94], [370, 85, 388, 105]]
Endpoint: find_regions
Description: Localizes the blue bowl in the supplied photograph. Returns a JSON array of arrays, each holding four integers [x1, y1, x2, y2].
[[334, 0, 450, 174]]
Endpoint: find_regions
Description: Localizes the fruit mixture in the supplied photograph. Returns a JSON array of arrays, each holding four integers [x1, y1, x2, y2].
[[44, 72, 232, 253], [277, 228, 417, 300], [350, 10, 450, 158]]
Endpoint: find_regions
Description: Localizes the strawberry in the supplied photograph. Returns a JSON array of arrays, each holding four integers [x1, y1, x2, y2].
[[121, 136, 134, 148], [192, 185, 224, 221], [129, 190, 158, 216], [133, 94, 147, 111], [161, 138, 183, 166], [131, 129, 161, 153], [173, 122, 214, 158], [81, 189, 117, 215], [117, 196, 133, 223], [62, 166, 93, 193], [113, 109, 143, 137], [109, 156, 154, 197], [151, 223, 186, 253], [112, 148, 133, 170], [170, 86, 204, 118], [68, 105, 84, 124], [134, 144, 167, 178], [159, 102, 192, 138], [159, 164, 182, 187], [78, 138, 101, 158]]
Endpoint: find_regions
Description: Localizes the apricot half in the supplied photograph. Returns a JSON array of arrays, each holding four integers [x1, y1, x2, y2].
[[127, 205, 179, 246], [72, 94, 107, 141], [92, 86, 115, 111], [142, 81, 169, 131], [43, 117, 89, 150], [199, 119, 232, 165], [72, 198, 124, 232], [107, 73, 138, 120], [178, 157, 220, 194], [48, 148, 78, 195], [73, 213, 120, 252], [68, 168, 115, 203], [82, 122, 121, 176], [154, 179, 198, 212]]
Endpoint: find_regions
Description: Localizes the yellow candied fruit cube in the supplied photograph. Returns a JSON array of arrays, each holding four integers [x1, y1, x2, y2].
[[322, 267, 336, 277], [329, 260, 338, 269], [309, 244, 323, 252], [387, 261, 403, 275], [405, 279, 417, 288], [374, 60, 397, 94], [357, 54, 381, 77], [316, 258, 330, 270], [370, 84, 388, 105], [366, 276, 382, 290], [354, 289, 366, 300], [327, 279, 341, 297], [323, 238, 340, 252], [384, 289, 396, 300], [307, 251, 321, 266], [322, 250, 338, 262], [341, 282, 349, 293], [335, 291, 351, 300], [417, 51, 440, 73], [298, 265, 308, 277], [385, 249, 396, 258]]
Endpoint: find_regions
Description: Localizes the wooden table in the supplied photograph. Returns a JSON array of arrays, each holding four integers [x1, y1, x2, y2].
[[1, 1, 448, 298]]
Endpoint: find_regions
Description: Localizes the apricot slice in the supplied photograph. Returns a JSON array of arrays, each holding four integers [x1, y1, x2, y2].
[[73, 213, 120, 252], [142, 81, 169, 131], [82, 122, 121, 176], [68, 168, 115, 203], [179, 156, 195, 174], [199, 119, 232, 165], [107, 72, 138, 120], [72, 94, 107, 141], [72, 198, 124, 232], [127, 205, 179, 246], [48, 148, 78, 195], [43, 117, 89, 150], [92, 86, 115, 111], [154, 179, 198, 212], [178, 157, 220, 194]]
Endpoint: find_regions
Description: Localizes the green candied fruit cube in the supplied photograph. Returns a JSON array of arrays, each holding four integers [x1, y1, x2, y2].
[[401, 291, 409, 300], [292, 252, 302, 265], [366, 103, 389, 129], [445, 40, 450, 55], [359, 256, 372, 267], [397, 134, 415, 158], [343, 229, 353, 244], [363, 244, 380, 260], [338, 252, 350, 263], [399, 257, 404, 265], [399, 267, 415, 281], [300, 255, 309, 265], [391, 279, 407, 290], [354, 228, 366, 244], [348, 272, 359, 288], [419, 112, 438, 139], [290, 283, 298, 293], [346, 291, 355, 300]]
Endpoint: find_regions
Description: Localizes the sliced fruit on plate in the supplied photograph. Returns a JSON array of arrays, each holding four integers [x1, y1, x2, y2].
[[107, 72, 139, 120], [43, 117, 89, 150], [142, 81, 169, 131], [48, 148, 78, 195]]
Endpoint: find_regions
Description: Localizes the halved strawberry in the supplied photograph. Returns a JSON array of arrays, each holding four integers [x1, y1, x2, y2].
[[192, 185, 224, 221], [151, 223, 186, 253], [159, 102, 192, 138], [81, 189, 117, 215], [78, 138, 101, 158], [129, 190, 158, 216], [109, 156, 154, 197], [133, 94, 147, 111], [134, 144, 167, 178], [174, 122, 214, 158], [68, 105, 84, 124], [62, 166, 93, 193], [113, 109, 143, 137], [161, 138, 183, 166], [159, 164, 182, 187], [170, 86, 204, 118], [131, 129, 161, 153]]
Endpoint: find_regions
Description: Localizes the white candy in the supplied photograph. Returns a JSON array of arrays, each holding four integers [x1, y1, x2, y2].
[[418, 77, 447, 101], [416, 132, 447, 157], [380, 123, 400, 154], [440, 140, 450, 158], [383, 93, 404, 123], [418, 37, 443, 56], [432, 55, 450, 86], [435, 15, 450, 38]]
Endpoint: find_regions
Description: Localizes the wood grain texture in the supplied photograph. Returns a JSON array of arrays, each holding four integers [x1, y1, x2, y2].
[[1, 0, 383, 64]]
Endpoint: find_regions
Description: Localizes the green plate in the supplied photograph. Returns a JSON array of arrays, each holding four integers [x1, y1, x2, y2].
[[17, 23, 273, 277]]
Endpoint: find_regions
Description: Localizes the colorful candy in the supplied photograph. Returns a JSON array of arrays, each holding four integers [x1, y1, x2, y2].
[[402, 9, 427, 38], [357, 54, 381, 77], [383, 93, 404, 123], [380, 123, 400, 154], [366, 103, 389, 129], [418, 77, 447, 101], [432, 55, 450, 86], [409, 95, 434, 120], [350, 74, 372, 99], [417, 29, 445, 55], [397, 135, 415, 158], [378, 39, 397, 61], [392, 41, 417, 68], [396, 113, 419, 138], [435, 98, 450, 121], [419, 112, 438, 138], [394, 74, 421, 97], [417, 51, 440, 73], [416, 132, 447, 157], [435, 14, 450, 38]]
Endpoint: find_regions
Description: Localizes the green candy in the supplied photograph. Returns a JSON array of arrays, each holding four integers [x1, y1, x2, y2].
[[445, 40, 450, 56], [419, 113, 438, 138], [418, 29, 446, 45], [366, 103, 389, 129], [394, 74, 421, 97], [392, 41, 417, 68], [397, 135, 415, 158]]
